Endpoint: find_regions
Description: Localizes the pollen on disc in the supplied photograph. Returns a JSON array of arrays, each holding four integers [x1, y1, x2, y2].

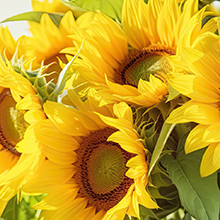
[[74, 127, 135, 212]]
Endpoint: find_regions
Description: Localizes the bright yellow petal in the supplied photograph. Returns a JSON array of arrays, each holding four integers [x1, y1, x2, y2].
[[35, 119, 79, 152], [23, 161, 74, 194], [127, 191, 139, 218], [16, 93, 42, 110], [200, 143, 220, 177], [44, 101, 90, 136], [34, 185, 79, 210], [203, 123, 220, 143], [0, 149, 18, 174], [32, 0, 69, 13], [108, 131, 144, 155], [24, 109, 46, 124], [0, 26, 16, 60], [97, 114, 133, 133], [16, 125, 39, 154], [166, 101, 220, 125], [135, 176, 159, 209], [113, 102, 133, 122], [126, 155, 147, 178], [103, 185, 133, 220], [122, 0, 150, 49], [167, 72, 195, 96], [91, 210, 106, 220], [185, 125, 210, 154], [41, 144, 77, 165]]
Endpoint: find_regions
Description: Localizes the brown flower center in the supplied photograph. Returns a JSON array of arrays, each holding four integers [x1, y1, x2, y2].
[[74, 127, 134, 212], [115, 45, 175, 87], [0, 89, 29, 156]]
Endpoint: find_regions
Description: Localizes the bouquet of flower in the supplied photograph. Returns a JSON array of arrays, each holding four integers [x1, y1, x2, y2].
[[0, 0, 219, 219]]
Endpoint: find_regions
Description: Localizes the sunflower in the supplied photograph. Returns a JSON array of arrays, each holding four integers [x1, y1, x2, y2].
[[32, 0, 69, 13], [19, 10, 78, 81], [21, 89, 158, 219], [0, 56, 47, 213], [166, 20, 220, 177], [64, 0, 216, 107]]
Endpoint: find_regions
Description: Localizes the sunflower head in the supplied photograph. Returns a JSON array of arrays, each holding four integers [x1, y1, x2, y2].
[[0, 51, 48, 207], [65, 0, 217, 109], [24, 92, 159, 219], [19, 10, 77, 78]]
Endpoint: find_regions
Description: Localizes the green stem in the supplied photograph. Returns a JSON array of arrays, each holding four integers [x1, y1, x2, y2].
[[148, 122, 176, 176]]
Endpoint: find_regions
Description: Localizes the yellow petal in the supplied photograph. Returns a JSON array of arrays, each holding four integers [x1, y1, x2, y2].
[[122, 0, 150, 49], [91, 210, 106, 220], [167, 72, 195, 96], [126, 155, 147, 178], [108, 131, 143, 155], [113, 102, 133, 122], [23, 161, 74, 193], [33, 184, 79, 210], [16, 125, 39, 154], [0, 152, 44, 185], [127, 191, 140, 218], [44, 101, 90, 136], [41, 144, 77, 165], [97, 113, 133, 133], [50, 198, 87, 220], [166, 101, 220, 125], [35, 119, 79, 152], [135, 176, 159, 209], [200, 143, 220, 177], [16, 93, 42, 110], [204, 123, 220, 143], [185, 125, 210, 154], [24, 109, 46, 124]]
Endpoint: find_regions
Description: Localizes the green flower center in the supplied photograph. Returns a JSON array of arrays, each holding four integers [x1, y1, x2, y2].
[[0, 89, 29, 155], [115, 45, 175, 87], [75, 127, 134, 212], [88, 143, 126, 194]]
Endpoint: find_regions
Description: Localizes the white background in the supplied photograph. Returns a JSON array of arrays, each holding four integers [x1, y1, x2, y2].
[[0, 0, 32, 39]]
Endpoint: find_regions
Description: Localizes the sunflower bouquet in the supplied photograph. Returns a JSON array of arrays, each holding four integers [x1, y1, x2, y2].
[[0, 0, 219, 219]]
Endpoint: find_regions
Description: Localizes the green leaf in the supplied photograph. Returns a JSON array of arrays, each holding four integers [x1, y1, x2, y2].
[[66, 0, 124, 21], [1, 195, 41, 220], [1, 11, 64, 27], [161, 134, 220, 220], [1, 196, 18, 220], [148, 122, 176, 176], [140, 206, 160, 220]]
